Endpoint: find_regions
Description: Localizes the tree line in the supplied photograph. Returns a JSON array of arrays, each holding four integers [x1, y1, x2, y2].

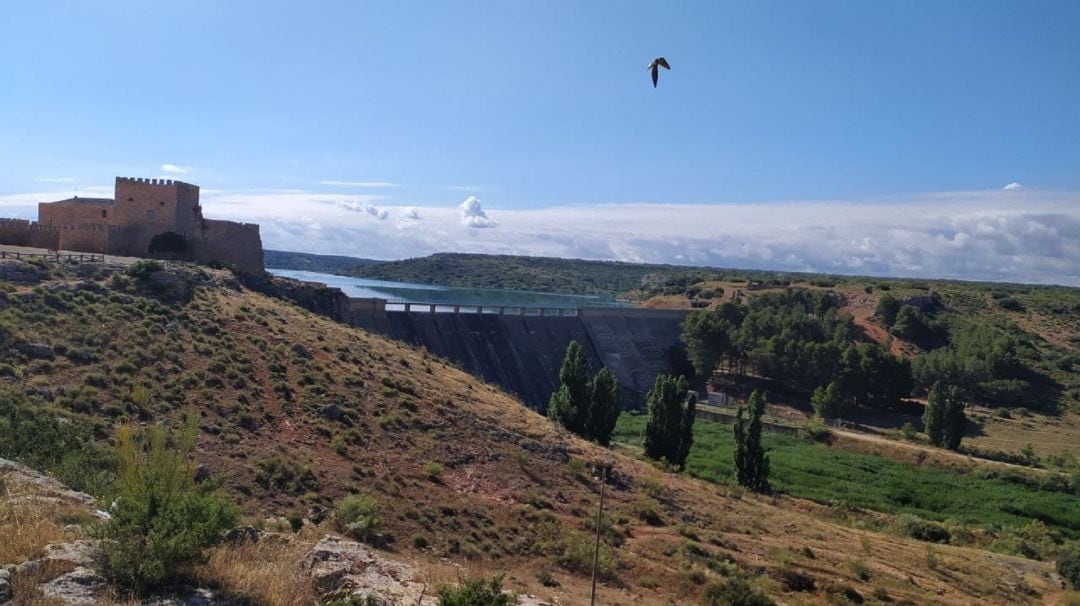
[[547, 342, 770, 492], [683, 290, 912, 419]]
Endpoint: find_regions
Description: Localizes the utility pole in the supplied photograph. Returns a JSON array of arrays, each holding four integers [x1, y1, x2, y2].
[[590, 464, 607, 606]]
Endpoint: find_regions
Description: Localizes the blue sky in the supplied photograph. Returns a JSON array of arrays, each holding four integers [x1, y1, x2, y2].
[[2, 1, 1079, 283]]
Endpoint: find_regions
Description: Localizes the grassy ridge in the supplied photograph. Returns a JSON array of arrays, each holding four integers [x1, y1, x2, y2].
[[350, 253, 677, 295], [264, 249, 381, 274], [614, 413, 1080, 538]]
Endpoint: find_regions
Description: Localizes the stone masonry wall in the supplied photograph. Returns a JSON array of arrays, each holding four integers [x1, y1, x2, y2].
[[57, 224, 109, 254], [190, 219, 264, 275], [38, 201, 112, 227], [0, 219, 32, 246]]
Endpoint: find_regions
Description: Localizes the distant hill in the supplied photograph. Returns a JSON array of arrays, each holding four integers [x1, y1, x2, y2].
[[350, 252, 683, 295], [264, 249, 381, 274]]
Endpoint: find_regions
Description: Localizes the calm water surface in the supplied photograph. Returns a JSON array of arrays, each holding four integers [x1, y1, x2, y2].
[[268, 269, 624, 309]]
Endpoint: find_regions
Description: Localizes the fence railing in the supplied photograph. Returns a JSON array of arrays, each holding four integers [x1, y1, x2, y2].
[[0, 251, 105, 263], [385, 300, 583, 316]]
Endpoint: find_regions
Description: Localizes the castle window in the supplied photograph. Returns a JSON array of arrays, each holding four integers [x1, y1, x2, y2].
[[159, 201, 165, 206], [101, 210, 107, 219], [127, 197, 134, 202], [146, 209, 156, 221]]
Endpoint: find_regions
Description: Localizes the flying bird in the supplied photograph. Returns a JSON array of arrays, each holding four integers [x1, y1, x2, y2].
[[648, 57, 670, 88]]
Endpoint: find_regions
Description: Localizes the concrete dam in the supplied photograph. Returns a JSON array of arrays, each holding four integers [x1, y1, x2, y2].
[[254, 275, 692, 410], [358, 305, 691, 410]]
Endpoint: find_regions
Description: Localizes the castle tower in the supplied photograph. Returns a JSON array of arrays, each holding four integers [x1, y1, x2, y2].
[[110, 177, 203, 254]]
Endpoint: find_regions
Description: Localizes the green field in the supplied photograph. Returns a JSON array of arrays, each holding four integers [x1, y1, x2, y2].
[[614, 413, 1080, 538]]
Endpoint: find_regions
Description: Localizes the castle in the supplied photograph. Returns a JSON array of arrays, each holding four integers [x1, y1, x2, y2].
[[0, 177, 264, 274]]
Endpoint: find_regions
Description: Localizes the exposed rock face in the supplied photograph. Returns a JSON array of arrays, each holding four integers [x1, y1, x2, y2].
[[0, 458, 98, 510], [243, 274, 353, 322], [38, 567, 108, 606], [0, 567, 12, 603], [303, 536, 437, 605]]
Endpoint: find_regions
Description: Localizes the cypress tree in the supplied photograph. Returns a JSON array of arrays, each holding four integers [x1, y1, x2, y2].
[[924, 381, 966, 450], [548, 341, 591, 435], [923, 381, 948, 447], [644, 374, 696, 469], [588, 368, 620, 446], [733, 406, 749, 487], [734, 390, 770, 492]]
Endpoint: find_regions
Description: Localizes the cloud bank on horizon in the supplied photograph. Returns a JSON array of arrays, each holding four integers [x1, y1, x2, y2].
[[1, 186, 1077, 286]]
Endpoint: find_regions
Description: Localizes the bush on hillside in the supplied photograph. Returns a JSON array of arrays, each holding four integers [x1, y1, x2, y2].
[[703, 577, 775, 606], [1060, 543, 1080, 589], [897, 514, 951, 544], [97, 415, 237, 596], [125, 259, 165, 281], [437, 575, 514, 606], [0, 389, 114, 496], [335, 494, 383, 544]]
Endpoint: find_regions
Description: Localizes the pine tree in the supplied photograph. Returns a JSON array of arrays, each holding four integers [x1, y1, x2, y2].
[[644, 374, 696, 469], [548, 341, 591, 435], [811, 380, 843, 418], [588, 368, 620, 446], [734, 390, 770, 492]]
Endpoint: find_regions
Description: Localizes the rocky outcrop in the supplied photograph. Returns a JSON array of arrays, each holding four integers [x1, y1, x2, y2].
[[0, 259, 48, 283], [243, 274, 353, 322], [304, 536, 437, 605], [0, 458, 99, 511]]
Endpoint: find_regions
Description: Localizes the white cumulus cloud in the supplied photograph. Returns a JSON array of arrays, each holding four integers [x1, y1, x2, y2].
[[340, 200, 389, 220], [1003, 182, 1023, 190], [459, 196, 496, 228], [162, 164, 192, 174], [401, 207, 421, 220]]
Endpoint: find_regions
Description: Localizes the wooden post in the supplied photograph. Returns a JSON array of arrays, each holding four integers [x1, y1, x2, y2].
[[590, 465, 607, 606]]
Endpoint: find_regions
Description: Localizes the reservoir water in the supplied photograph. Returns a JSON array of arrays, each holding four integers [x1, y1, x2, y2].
[[268, 269, 625, 309]]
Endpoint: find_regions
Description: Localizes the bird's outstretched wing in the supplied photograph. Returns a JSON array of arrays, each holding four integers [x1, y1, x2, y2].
[[651, 66, 659, 87], [657, 57, 670, 70]]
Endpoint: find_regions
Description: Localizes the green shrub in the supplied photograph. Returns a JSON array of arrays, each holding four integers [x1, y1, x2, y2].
[[1060, 543, 1080, 589], [0, 389, 114, 495], [335, 494, 383, 544], [897, 514, 951, 544], [437, 575, 513, 606], [125, 259, 164, 281], [552, 530, 617, 580], [254, 454, 319, 494], [424, 461, 444, 481], [97, 416, 237, 596], [703, 577, 775, 606], [632, 497, 664, 526]]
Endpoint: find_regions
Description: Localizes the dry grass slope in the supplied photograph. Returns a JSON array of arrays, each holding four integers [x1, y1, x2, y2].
[[0, 260, 1069, 604]]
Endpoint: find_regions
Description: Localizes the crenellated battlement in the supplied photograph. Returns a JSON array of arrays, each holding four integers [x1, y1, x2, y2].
[[116, 176, 192, 187]]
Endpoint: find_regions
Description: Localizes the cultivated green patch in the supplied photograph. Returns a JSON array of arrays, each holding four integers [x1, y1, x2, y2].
[[615, 413, 1080, 539]]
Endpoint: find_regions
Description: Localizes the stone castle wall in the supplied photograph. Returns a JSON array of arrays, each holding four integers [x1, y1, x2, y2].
[[189, 219, 265, 276], [38, 201, 112, 226], [0, 220, 61, 249], [57, 224, 110, 253], [2, 177, 265, 274]]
